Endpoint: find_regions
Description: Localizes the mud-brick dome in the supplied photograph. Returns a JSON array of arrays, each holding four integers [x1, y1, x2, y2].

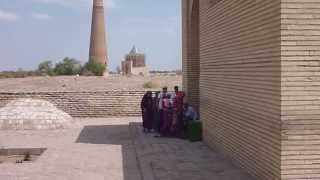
[[0, 99, 74, 130]]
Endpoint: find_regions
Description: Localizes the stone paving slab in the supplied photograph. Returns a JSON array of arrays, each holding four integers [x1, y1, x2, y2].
[[129, 122, 254, 180], [0, 118, 254, 180], [0, 118, 142, 180]]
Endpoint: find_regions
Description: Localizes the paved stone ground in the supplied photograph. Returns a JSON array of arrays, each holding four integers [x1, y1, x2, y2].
[[0, 118, 254, 180], [130, 123, 254, 180]]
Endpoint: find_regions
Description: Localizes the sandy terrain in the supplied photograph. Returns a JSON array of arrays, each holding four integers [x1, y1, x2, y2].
[[0, 75, 182, 92]]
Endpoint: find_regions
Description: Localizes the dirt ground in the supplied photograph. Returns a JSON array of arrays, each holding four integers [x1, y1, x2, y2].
[[0, 75, 182, 92]]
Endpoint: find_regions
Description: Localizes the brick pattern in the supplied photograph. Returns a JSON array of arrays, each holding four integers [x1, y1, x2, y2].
[[198, 0, 281, 179], [182, 0, 200, 111], [130, 122, 254, 180], [281, 1, 320, 179], [89, 0, 108, 68], [0, 91, 145, 118]]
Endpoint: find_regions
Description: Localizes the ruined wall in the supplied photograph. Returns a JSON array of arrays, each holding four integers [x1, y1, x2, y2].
[[0, 91, 145, 117], [281, 1, 320, 179], [198, 0, 281, 179]]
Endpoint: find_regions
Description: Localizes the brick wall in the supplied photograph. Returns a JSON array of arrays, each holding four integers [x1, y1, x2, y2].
[[198, 0, 281, 179], [182, 0, 200, 111], [183, 0, 320, 179], [0, 91, 145, 117], [281, 1, 320, 179]]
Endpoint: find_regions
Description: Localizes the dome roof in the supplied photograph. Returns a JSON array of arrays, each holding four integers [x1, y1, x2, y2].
[[0, 99, 74, 130], [129, 45, 140, 55]]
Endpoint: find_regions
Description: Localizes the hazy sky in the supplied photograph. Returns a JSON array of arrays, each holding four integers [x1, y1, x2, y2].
[[0, 0, 182, 71]]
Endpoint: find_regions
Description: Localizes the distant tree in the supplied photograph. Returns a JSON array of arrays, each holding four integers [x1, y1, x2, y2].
[[38, 60, 54, 76], [82, 59, 106, 76], [54, 57, 82, 75]]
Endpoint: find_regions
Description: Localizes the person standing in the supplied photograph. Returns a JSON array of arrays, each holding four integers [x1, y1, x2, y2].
[[141, 91, 153, 132], [158, 87, 169, 132], [152, 91, 161, 133], [160, 93, 173, 136], [171, 86, 185, 137]]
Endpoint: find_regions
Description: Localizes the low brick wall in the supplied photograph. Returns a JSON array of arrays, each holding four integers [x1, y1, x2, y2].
[[0, 91, 146, 117]]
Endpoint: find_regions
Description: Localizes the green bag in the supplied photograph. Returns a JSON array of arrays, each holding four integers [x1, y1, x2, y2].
[[186, 121, 202, 142]]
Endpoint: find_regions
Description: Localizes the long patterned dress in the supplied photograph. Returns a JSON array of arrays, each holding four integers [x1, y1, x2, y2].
[[172, 91, 185, 136], [160, 95, 173, 135]]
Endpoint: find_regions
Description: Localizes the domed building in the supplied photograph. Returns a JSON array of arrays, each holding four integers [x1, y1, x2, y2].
[[121, 46, 149, 76], [0, 99, 74, 130]]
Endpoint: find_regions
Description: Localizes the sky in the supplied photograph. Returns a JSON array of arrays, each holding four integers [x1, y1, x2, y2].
[[0, 0, 182, 71]]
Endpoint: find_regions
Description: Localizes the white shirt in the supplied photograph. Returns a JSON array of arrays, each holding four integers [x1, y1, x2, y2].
[[185, 106, 198, 120], [158, 92, 170, 110]]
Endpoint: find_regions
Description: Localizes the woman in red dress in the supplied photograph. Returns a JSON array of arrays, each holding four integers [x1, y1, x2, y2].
[[171, 86, 185, 137]]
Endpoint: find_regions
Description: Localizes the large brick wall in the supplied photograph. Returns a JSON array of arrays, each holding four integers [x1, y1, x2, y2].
[[281, 0, 320, 179], [0, 91, 145, 117], [197, 0, 282, 179], [183, 0, 320, 179]]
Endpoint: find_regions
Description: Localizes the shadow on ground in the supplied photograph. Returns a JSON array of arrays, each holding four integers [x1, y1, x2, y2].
[[76, 124, 142, 180], [75, 122, 255, 180]]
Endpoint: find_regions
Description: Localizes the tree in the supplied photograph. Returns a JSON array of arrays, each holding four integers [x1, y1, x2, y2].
[[38, 60, 54, 76], [82, 59, 106, 76], [54, 57, 82, 75]]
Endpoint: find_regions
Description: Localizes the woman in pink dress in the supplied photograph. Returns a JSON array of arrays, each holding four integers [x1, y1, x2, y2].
[[160, 94, 173, 136]]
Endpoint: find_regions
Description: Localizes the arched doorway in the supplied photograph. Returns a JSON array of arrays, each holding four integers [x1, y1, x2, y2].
[[182, 0, 200, 112]]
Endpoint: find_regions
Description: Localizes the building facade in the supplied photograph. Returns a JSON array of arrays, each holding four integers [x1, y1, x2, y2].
[[182, 0, 320, 179], [121, 46, 149, 76]]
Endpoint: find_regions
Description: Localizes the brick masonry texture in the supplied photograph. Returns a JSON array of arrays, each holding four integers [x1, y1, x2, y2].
[[182, 0, 200, 112], [0, 91, 145, 118], [183, 0, 320, 179], [185, 0, 282, 179], [281, 0, 320, 179], [89, 0, 108, 68]]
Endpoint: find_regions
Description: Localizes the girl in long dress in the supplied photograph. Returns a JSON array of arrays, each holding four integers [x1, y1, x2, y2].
[[141, 91, 153, 132], [160, 94, 173, 136], [171, 86, 185, 137]]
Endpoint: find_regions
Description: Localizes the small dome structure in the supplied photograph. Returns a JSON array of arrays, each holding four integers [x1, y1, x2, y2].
[[0, 99, 74, 130], [121, 45, 149, 76], [129, 45, 139, 55]]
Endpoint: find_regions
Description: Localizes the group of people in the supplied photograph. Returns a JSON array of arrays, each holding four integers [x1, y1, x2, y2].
[[141, 86, 198, 138]]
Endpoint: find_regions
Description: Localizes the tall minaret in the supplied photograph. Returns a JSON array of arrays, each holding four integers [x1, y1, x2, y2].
[[89, 0, 108, 73]]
